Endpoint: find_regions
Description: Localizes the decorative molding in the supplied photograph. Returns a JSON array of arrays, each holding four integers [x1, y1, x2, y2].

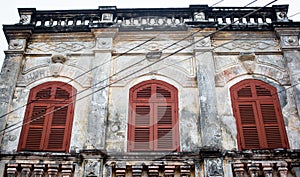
[[111, 56, 196, 87], [19, 14, 31, 24], [281, 35, 299, 47], [22, 56, 50, 74], [205, 158, 223, 177], [84, 159, 102, 177], [9, 39, 26, 50], [214, 56, 238, 73], [115, 40, 193, 54], [49, 53, 69, 77], [256, 55, 286, 71], [214, 40, 280, 52], [18, 66, 91, 87], [238, 52, 256, 74], [194, 12, 206, 22], [26, 41, 96, 53]]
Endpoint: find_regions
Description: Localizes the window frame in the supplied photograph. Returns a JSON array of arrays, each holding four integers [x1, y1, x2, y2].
[[18, 81, 76, 152], [128, 80, 179, 152], [230, 79, 289, 150]]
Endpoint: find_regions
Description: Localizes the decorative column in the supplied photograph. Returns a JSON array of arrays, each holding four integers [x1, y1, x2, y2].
[[115, 162, 126, 177], [6, 164, 18, 177], [262, 163, 273, 177], [276, 28, 300, 114], [277, 162, 288, 177], [194, 31, 222, 149], [132, 165, 143, 176], [247, 164, 260, 177], [148, 165, 159, 176], [0, 26, 32, 147], [180, 165, 191, 177], [47, 164, 59, 177], [164, 166, 175, 176], [61, 164, 73, 177], [21, 164, 32, 177], [233, 163, 245, 177], [33, 164, 45, 177], [85, 28, 117, 150]]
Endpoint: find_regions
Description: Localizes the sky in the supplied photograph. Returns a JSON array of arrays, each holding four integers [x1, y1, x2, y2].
[[0, 0, 299, 69]]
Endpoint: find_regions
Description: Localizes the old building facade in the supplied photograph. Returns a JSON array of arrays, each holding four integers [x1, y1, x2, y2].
[[0, 4, 299, 177]]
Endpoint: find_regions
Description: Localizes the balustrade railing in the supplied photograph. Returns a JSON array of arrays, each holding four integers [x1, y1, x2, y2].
[[14, 5, 290, 32]]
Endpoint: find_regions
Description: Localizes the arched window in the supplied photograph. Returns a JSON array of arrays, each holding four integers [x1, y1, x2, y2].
[[230, 79, 289, 150], [18, 81, 76, 152], [128, 80, 179, 152]]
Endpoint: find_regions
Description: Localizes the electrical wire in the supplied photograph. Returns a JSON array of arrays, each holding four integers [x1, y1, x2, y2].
[[0, 0, 276, 134], [1, 0, 282, 135], [0, 0, 225, 120]]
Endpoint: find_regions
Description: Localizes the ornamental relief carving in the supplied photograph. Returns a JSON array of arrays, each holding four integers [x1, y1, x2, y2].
[[18, 65, 91, 87], [26, 41, 96, 53], [19, 14, 31, 24], [115, 40, 193, 54], [213, 39, 280, 52], [22, 55, 89, 74], [9, 39, 26, 50], [111, 55, 196, 87], [214, 55, 289, 86], [281, 35, 299, 47], [84, 159, 102, 177]]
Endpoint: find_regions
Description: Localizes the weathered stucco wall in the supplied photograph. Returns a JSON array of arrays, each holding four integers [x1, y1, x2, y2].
[[213, 31, 300, 150], [1, 29, 300, 154]]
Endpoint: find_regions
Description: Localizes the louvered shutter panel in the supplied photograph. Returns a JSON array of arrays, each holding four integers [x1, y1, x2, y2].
[[129, 80, 178, 152], [45, 105, 69, 150], [55, 87, 70, 100], [136, 86, 152, 99], [256, 85, 272, 97], [156, 105, 174, 150], [260, 103, 284, 148], [23, 105, 48, 150], [133, 105, 151, 150], [35, 87, 51, 99], [237, 85, 252, 98], [156, 86, 171, 98], [19, 81, 76, 152], [231, 79, 289, 150], [237, 103, 260, 149]]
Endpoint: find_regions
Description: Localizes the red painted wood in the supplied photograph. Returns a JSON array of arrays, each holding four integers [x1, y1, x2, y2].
[[230, 79, 289, 150], [18, 81, 76, 152], [128, 80, 179, 152]]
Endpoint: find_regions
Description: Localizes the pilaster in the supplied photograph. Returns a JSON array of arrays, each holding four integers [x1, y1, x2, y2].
[[0, 28, 32, 148], [276, 28, 300, 115], [194, 30, 222, 149], [85, 28, 118, 150]]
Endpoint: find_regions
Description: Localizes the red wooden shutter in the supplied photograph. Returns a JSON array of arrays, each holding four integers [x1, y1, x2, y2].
[[45, 105, 69, 150], [132, 105, 152, 150], [55, 87, 70, 100], [260, 103, 284, 148], [23, 105, 48, 150], [237, 85, 252, 98], [155, 105, 174, 150], [128, 80, 179, 152], [230, 79, 289, 150], [35, 87, 51, 99], [236, 103, 260, 149], [18, 82, 76, 152], [156, 86, 171, 98], [136, 86, 152, 99]]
